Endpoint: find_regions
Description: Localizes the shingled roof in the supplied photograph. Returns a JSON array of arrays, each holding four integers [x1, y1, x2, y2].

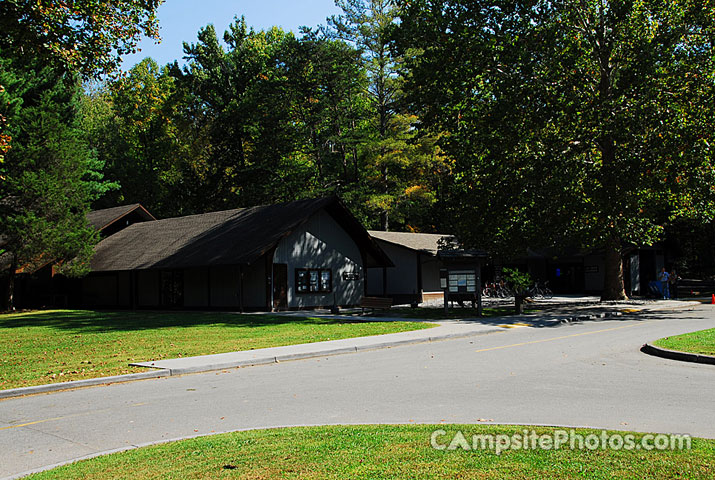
[[87, 204, 156, 231], [91, 197, 392, 272], [368, 231, 455, 256]]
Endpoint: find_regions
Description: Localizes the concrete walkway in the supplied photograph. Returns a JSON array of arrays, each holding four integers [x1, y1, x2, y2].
[[129, 322, 502, 374]]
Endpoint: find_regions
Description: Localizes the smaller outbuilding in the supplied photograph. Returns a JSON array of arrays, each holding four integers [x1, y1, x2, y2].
[[367, 231, 450, 305], [366, 231, 487, 310]]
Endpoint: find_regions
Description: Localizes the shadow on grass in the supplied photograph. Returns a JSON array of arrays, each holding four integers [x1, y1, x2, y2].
[[0, 310, 353, 333]]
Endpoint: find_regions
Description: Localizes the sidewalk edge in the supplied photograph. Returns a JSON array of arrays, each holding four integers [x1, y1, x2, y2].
[[0, 370, 170, 400]]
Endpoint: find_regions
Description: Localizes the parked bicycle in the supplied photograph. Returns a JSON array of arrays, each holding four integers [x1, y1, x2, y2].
[[527, 280, 553, 299], [482, 280, 514, 298]]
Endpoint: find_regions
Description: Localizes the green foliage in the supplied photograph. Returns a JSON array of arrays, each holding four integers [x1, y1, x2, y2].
[[357, 113, 452, 229], [328, 0, 423, 230], [81, 16, 447, 232], [396, 0, 715, 296], [0, 0, 162, 78], [281, 30, 371, 194], [502, 268, 532, 295], [0, 0, 162, 181], [0, 0, 163, 308], [168, 21, 308, 211], [0, 52, 115, 293], [83, 58, 186, 217]]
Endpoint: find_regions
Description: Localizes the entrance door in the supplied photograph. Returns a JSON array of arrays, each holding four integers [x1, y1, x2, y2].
[[273, 263, 288, 310], [160, 270, 184, 308]]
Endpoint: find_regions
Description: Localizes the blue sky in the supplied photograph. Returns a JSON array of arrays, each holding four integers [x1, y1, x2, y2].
[[121, 0, 342, 70]]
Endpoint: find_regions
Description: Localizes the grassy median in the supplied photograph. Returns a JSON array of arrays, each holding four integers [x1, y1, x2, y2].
[[653, 328, 715, 356], [0, 310, 433, 389], [27, 425, 714, 479]]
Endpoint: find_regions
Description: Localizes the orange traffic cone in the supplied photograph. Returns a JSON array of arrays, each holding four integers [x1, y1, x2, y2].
[[711, 294, 714, 305]]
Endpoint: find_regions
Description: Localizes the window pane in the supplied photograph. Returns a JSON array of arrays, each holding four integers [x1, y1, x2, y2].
[[309, 270, 319, 292], [297, 270, 309, 293], [320, 270, 331, 292]]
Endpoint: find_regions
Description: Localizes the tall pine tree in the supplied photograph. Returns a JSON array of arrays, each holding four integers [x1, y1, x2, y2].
[[0, 53, 114, 309]]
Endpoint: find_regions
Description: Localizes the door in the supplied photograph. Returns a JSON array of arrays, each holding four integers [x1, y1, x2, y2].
[[160, 270, 184, 308], [273, 263, 288, 310]]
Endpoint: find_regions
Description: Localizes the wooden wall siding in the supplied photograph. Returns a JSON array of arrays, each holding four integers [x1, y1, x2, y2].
[[117, 271, 131, 306], [421, 257, 443, 292], [184, 267, 209, 307], [241, 261, 266, 309], [584, 255, 606, 292], [367, 242, 419, 296], [193, 263, 267, 310], [82, 274, 118, 307], [208, 266, 236, 307], [273, 209, 364, 308], [137, 270, 160, 306], [366, 240, 446, 303], [81, 262, 268, 309]]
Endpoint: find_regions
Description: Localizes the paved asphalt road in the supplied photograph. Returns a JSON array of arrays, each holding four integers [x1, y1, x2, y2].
[[1, 305, 714, 478]]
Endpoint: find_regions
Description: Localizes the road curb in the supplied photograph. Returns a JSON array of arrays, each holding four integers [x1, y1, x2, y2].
[[0, 370, 170, 400], [641, 343, 715, 366], [0, 328, 503, 400]]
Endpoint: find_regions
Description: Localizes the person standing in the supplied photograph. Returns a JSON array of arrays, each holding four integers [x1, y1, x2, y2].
[[669, 269, 680, 299], [658, 267, 670, 299]]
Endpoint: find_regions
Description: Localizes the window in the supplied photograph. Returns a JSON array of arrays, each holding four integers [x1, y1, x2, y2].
[[296, 268, 332, 293]]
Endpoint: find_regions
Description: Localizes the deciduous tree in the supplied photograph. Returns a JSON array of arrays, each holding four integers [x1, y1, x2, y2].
[[328, 0, 451, 232], [0, 0, 162, 78], [397, 0, 715, 299], [84, 58, 186, 217]]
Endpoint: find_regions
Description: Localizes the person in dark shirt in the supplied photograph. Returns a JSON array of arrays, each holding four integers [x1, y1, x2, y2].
[[669, 269, 680, 299]]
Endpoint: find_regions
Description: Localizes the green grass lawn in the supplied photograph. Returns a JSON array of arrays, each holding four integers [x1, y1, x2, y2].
[[381, 306, 535, 320], [0, 310, 433, 390], [27, 425, 714, 479], [653, 328, 715, 356]]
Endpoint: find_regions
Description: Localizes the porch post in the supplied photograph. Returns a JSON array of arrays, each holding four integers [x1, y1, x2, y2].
[[476, 262, 483, 317], [238, 265, 244, 313], [416, 253, 423, 303]]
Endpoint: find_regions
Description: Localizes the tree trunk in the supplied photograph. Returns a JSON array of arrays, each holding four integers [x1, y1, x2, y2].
[[602, 239, 627, 300], [380, 163, 389, 231], [5, 254, 17, 311], [515, 294, 525, 315], [380, 210, 389, 231]]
